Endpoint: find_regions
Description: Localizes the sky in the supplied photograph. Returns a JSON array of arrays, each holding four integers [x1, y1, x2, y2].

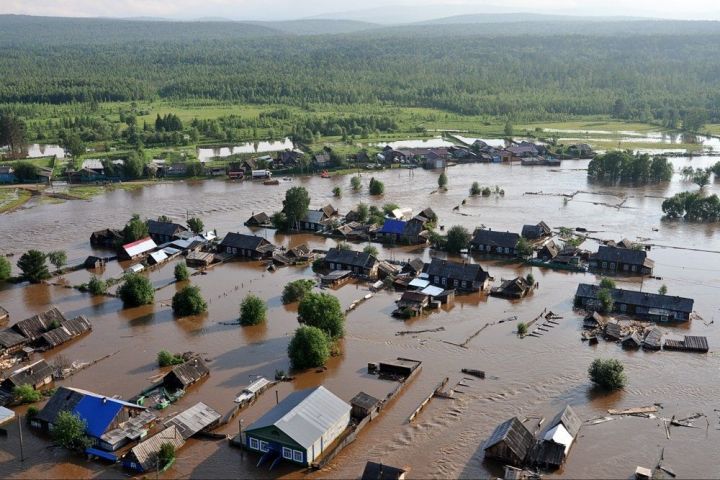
[[1, 0, 719, 22]]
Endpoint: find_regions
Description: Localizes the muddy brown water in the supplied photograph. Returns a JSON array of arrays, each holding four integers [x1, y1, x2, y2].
[[1, 158, 720, 479]]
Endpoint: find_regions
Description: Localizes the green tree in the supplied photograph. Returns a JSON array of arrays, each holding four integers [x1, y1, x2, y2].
[[0, 256, 11, 281], [516, 238, 533, 257], [52, 411, 92, 451], [187, 217, 204, 234], [363, 244, 379, 257], [517, 322, 528, 336], [683, 108, 708, 133], [174, 262, 189, 281], [47, 250, 67, 270], [382, 203, 400, 216], [351, 175, 362, 191], [526, 273, 535, 286], [597, 288, 614, 313], [158, 442, 176, 467], [658, 284, 668, 295], [123, 150, 145, 179], [693, 169, 711, 189], [588, 358, 626, 391], [62, 133, 86, 159], [282, 186, 310, 230], [122, 214, 149, 243], [17, 250, 50, 283], [438, 172, 448, 189], [157, 350, 184, 367], [470, 182, 481, 196], [356, 202, 369, 223], [288, 326, 330, 370], [445, 225, 470, 254], [599, 277, 616, 289], [369, 177, 384, 195], [240, 294, 267, 325], [172, 285, 207, 316], [504, 120, 514, 137], [282, 279, 315, 304], [0, 114, 27, 154], [118, 273, 154, 307], [332, 186, 341, 198], [13, 162, 38, 182], [270, 211, 288, 232], [12, 384, 42, 404], [297, 292, 345, 339], [87, 275, 107, 295]]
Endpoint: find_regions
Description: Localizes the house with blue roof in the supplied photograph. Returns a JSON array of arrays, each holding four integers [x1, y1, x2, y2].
[[377, 218, 426, 244], [33, 386, 156, 456]]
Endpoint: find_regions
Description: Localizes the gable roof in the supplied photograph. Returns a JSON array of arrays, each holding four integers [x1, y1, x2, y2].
[[575, 284, 694, 313], [591, 245, 652, 266], [246, 386, 350, 449], [320, 204, 337, 218], [128, 425, 185, 471], [361, 461, 407, 480], [165, 402, 221, 439], [426, 258, 488, 283], [246, 212, 270, 224], [522, 221, 551, 239], [547, 405, 581, 437], [163, 358, 209, 390], [404, 258, 425, 274], [3, 359, 53, 387], [379, 219, 407, 235], [471, 229, 520, 249], [219, 232, 273, 252], [0, 329, 28, 349], [11, 307, 68, 341], [484, 417, 534, 462], [122, 237, 157, 258], [325, 248, 377, 269], [302, 210, 327, 224], [146, 219, 187, 238], [40, 315, 92, 348]]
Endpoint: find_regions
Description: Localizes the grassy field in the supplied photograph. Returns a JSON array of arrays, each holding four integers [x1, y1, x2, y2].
[[0, 188, 32, 213]]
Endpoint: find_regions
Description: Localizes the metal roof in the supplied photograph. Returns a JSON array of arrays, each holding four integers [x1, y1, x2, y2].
[[129, 425, 185, 470], [543, 424, 574, 453], [420, 285, 444, 297], [471, 229, 520, 249], [408, 278, 430, 289], [149, 251, 168, 264], [246, 386, 350, 449], [122, 237, 157, 258], [3, 359, 53, 387], [575, 284, 693, 313], [165, 402, 221, 440], [379, 219, 407, 235], [0, 406, 15, 426]]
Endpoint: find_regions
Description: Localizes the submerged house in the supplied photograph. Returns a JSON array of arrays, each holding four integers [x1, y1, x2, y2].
[[490, 277, 533, 299], [123, 425, 185, 473], [0, 359, 54, 404], [90, 228, 123, 248], [161, 357, 210, 393], [11, 307, 68, 342], [324, 248, 378, 278], [574, 283, 694, 321], [245, 212, 272, 228], [537, 241, 560, 261], [146, 219, 188, 244], [589, 246, 654, 275], [219, 233, 275, 259], [426, 258, 490, 292], [33, 386, 156, 454], [376, 219, 426, 244], [243, 386, 351, 467], [120, 237, 158, 260], [9, 307, 91, 351], [0, 329, 29, 356], [529, 405, 581, 469], [361, 461, 407, 480], [483, 417, 535, 467], [165, 401, 221, 440], [521, 222, 552, 240], [470, 229, 521, 256]]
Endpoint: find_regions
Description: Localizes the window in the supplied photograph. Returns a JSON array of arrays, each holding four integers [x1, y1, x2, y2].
[[282, 447, 293, 460], [249, 438, 259, 450], [610, 262, 616, 270], [441, 277, 447, 286], [620, 304, 627, 312], [602, 261, 607, 269], [259, 441, 269, 452], [293, 450, 303, 463]]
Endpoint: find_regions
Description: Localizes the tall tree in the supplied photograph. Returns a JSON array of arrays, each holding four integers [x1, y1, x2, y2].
[[282, 186, 310, 230], [0, 114, 27, 155]]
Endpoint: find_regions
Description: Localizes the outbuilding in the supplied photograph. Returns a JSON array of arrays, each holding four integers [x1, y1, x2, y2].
[[483, 417, 535, 467]]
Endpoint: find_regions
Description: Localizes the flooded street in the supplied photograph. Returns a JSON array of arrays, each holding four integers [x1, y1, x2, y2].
[[1, 157, 719, 479]]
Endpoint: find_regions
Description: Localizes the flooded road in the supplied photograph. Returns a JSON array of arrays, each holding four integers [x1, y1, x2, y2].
[[1, 157, 719, 479]]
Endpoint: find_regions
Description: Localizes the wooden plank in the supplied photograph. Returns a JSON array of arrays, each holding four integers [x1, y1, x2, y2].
[[608, 406, 658, 415]]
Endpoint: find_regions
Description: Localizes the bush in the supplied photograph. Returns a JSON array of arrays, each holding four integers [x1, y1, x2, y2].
[[363, 244, 379, 257], [26, 405, 39, 421], [588, 358, 626, 391], [118, 273, 155, 307], [526, 273, 535, 286], [47, 250, 67, 270], [599, 277, 616, 289], [369, 177, 384, 195], [481, 186, 492, 196], [0, 256, 12, 281], [288, 326, 330, 370], [446, 225, 470, 254], [52, 411, 92, 451], [297, 292, 345, 339], [597, 288, 614, 313], [350, 175, 362, 191], [382, 203, 400, 216], [438, 172, 448, 189], [470, 181, 481, 196], [158, 442, 176, 467], [271, 211, 289, 231], [332, 186, 342, 197], [240, 294, 267, 325], [13, 384, 41, 404], [516, 237, 533, 257], [174, 262, 189, 281], [87, 276, 107, 295], [356, 202, 369, 222], [187, 217, 204, 234], [658, 284, 668, 295], [17, 250, 50, 283], [282, 279, 315, 304], [172, 285, 207, 316], [517, 322, 528, 336], [157, 350, 184, 367]]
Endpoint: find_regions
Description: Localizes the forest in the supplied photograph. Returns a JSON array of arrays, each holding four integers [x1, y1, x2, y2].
[[1, 16, 720, 125]]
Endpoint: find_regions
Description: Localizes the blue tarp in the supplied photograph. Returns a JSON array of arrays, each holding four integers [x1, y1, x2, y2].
[[379, 219, 406, 235], [86, 447, 118, 462], [73, 395, 124, 438]]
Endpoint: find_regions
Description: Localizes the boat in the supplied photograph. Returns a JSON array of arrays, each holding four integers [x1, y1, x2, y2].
[[234, 376, 271, 405], [320, 170, 330, 178]]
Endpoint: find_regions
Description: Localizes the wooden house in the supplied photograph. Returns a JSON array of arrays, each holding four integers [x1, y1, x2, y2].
[[490, 277, 532, 299], [0, 305, 8, 323], [537, 240, 560, 261], [426, 258, 490, 292], [377, 219, 426, 244], [361, 461, 407, 480], [90, 228, 122, 248], [219, 233, 275, 259], [589, 246, 654, 275], [0, 329, 29, 356], [11, 307, 67, 342], [574, 284, 693, 321], [120, 237, 158, 260], [529, 405, 581, 469], [146, 219, 188, 244], [165, 402, 221, 439], [483, 417, 535, 467], [0, 359, 53, 396], [245, 212, 272, 228], [37, 315, 92, 350], [161, 357, 209, 393], [470, 229, 521, 256], [122, 425, 185, 473], [324, 248, 378, 278], [243, 386, 351, 466], [521, 221, 551, 240], [350, 392, 380, 420], [604, 322, 622, 341], [186, 251, 215, 267]]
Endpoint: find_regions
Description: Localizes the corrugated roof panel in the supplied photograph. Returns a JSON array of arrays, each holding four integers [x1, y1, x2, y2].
[[123, 237, 157, 258]]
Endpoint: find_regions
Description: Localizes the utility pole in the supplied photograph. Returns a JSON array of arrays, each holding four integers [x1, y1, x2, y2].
[[275, 390, 279, 405], [18, 414, 24, 462]]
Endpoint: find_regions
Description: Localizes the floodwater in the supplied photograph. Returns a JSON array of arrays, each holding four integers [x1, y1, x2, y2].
[[1, 156, 720, 479], [0, 144, 66, 159], [197, 139, 294, 162], [373, 138, 457, 149]]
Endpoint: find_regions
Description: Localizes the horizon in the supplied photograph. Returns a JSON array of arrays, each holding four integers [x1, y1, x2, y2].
[[1, 1, 720, 23]]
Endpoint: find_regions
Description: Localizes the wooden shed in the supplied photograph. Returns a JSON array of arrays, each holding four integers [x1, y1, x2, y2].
[[161, 357, 209, 393], [350, 392, 380, 419], [484, 417, 535, 467]]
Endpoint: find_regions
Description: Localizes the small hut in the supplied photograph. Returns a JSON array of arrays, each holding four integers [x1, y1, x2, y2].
[[351, 392, 380, 420], [161, 358, 209, 393], [483, 417, 535, 467]]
